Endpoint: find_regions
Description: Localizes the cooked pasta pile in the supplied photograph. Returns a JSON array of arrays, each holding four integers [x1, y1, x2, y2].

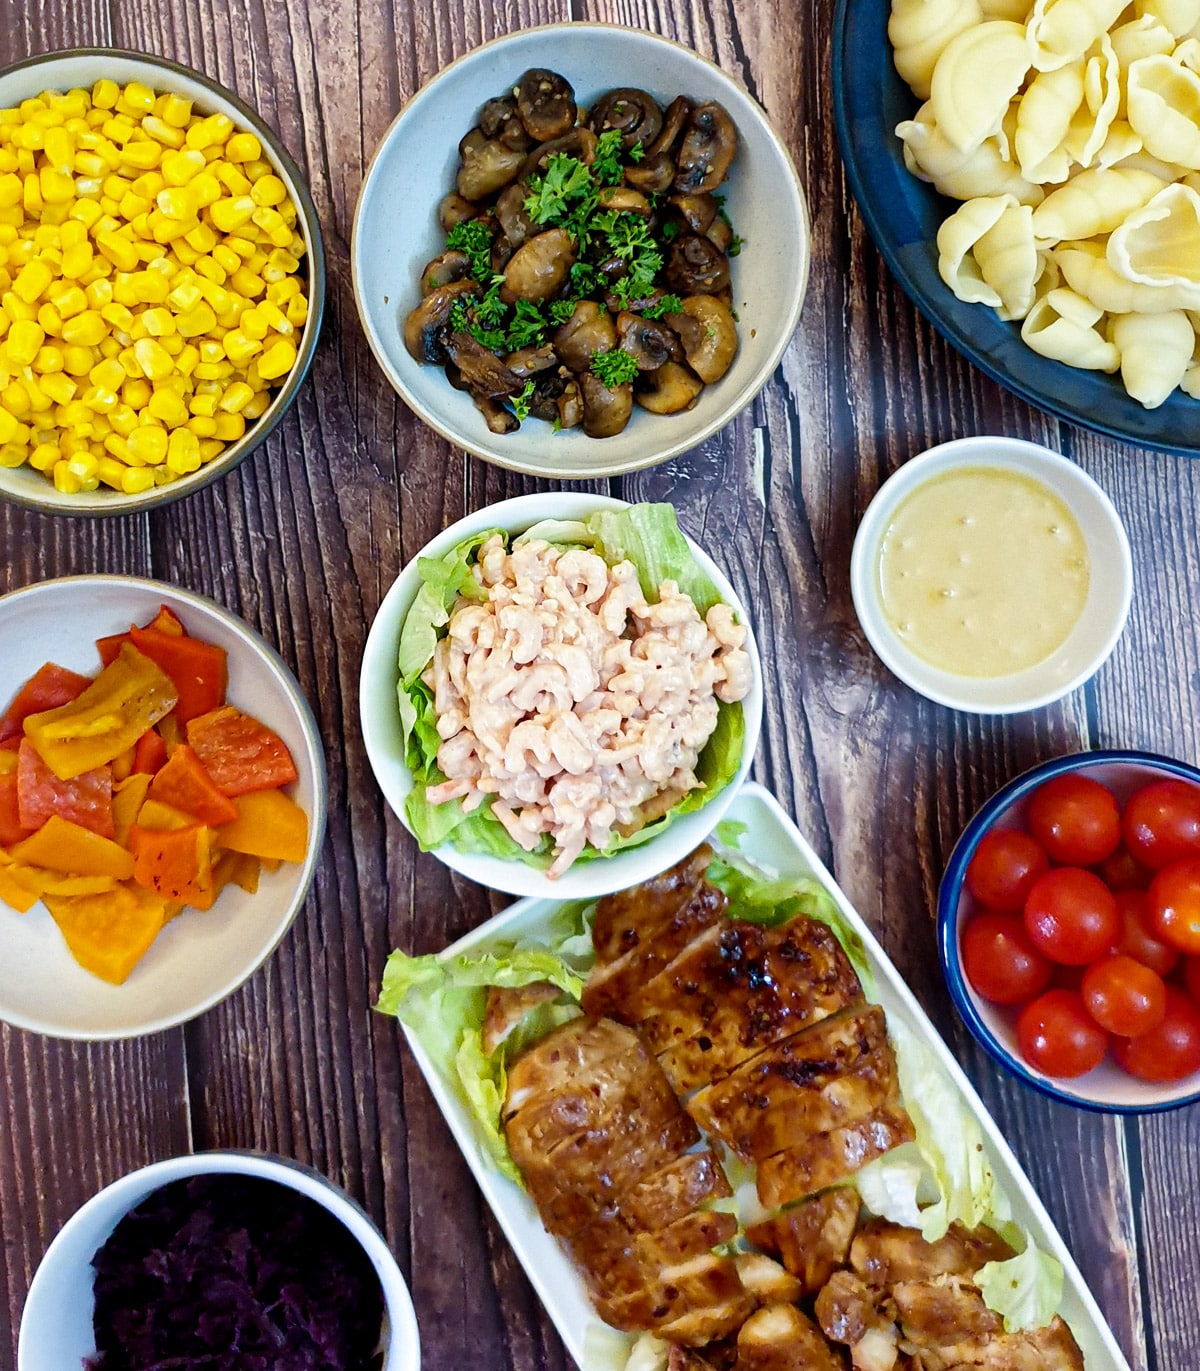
[[890, 0, 1200, 409]]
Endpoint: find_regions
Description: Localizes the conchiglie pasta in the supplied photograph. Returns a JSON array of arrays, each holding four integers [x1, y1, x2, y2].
[[1027, 0, 1127, 72], [1031, 167, 1165, 243], [1132, 0, 1200, 38], [1107, 181, 1200, 288], [1057, 238, 1200, 309], [937, 196, 1015, 306], [930, 21, 1033, 152], [973, 201, 1044, 318], [1127, 54, 1200, 168], [1063, 34, 1120, 169], [1110, 309, 1195, 404], [889, 0, 985, 100], [1110, 14, 1177, 67], [898, 104, 1045, 202], [1093, 122, 1147, 169], [1016, 62, 1086, 182], [978, 0, 1033, 16], [1021, 287, 1122, 368]]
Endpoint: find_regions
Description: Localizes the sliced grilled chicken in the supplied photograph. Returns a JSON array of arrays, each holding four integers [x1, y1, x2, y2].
[[686, 1005, 893, 1161], [908, 1316, 1085, 1371], [574, 1208, 738, 1293], [634, 919, 864, 1093], [731, 1252, 806, 1305], [815, 1269, 899, 1371], [657, 1291, 759, 1349], [735, 1303, 845, 1371], [504, 1015, 641, 1115], [481, 981, 564, 1055], [745, 1187, 861, 1295], [668, 1346, 725, 1371], [893, 1274, 1003, 1345], [590, 843, 716, 963], [756, 1101, 915, 1209], [850, 1220, 1016, 1287], [596, 1250, 750, 1333], [621, 1149, 733, 1231]]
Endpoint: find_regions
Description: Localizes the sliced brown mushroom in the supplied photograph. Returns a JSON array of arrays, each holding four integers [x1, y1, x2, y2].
[[420, 249, 471, 294], [518, 127, 597, 182], [635, 361, 704, 414], [456, 131, 526, 201], [669, 295, 738, 383], [602, 282, 667, 314], [706, 215, 734, 253], [580, 371, 633, 437], [444, 332, 523, 397], [556, 378, 584, 429], [403, 279, 478, 364], [648, 95, 691, 157], [615, 311, 683, 371], [438, 192, 476, 232], [674, 101, 738, 194], [490, 234, 516, 275], [495, 181, 535, 247], [524, 370, 568, 421], [472, 390, 520, 434], [553, 301, 617, 372], [500, 227, 576, 304], [588, 88, 663, 150], [668, 192, 718, 234], [478, 96, 533, 151], [505, 344, 558, 378], [596, 186, 653, 216], [624, 151, 676, 193], [665, 233, 731, 295], [516, 69, 577, 142]]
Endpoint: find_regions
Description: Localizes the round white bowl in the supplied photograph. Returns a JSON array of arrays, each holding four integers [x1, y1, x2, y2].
[[17, 1151, 420, 1371], [359, 493, 763, 898], [352, 23, 810, 479], [0, 576, 326, 1038], [849, 436, 1133, 714], [0, 49, 325, 517], [939, 750, 1200, 1113]]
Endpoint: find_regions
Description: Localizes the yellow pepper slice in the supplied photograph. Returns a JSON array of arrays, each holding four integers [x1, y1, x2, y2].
[[23, 642, 177, 780], [44, 882, 168, 984], [10, 814, 135, 879]]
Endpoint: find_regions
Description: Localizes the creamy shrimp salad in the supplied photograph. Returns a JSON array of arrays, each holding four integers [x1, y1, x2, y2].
[[396, 505, 752, 875]]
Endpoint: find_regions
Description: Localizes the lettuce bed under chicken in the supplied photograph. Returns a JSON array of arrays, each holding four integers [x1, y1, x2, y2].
[[394, 503, 746, 868], [377, 825, 1064, 1342]]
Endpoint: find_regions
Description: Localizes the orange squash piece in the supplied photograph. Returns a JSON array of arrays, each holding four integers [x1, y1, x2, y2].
[[44, 884, 169, 984], [11, 815, 135, 880], [129, 822, 213, 904], [136, 799, 195, 832], [112, 773, 153, 847], [148, 745, 238, 826], [0, 865, 38, 913], [215, 788, 308, 864]]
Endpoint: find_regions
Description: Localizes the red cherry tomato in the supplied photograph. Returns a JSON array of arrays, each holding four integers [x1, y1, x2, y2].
[[1081, 954, 1167, 1037], [1183, 956, 1200, 1006], [1017, 990, 1108, 1078], [1113, 888, 1180, 977], [1112, 987, 1200, 1083], [965, 829, 1050, 913], [1024, 868, 1121, 965], [961, 912, 1053, 1005], [1122, 780, 1200, 870], [1027, 774, 1121, 866], [1148, 858, 1200, 954], [1094, 844, 1151, 892]]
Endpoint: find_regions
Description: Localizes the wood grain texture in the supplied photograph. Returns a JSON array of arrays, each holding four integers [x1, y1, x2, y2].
[[0, 0, 1192, 1367]]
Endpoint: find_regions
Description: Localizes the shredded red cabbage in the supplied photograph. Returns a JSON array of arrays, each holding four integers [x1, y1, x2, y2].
[[87, 1173, 386, 1371]]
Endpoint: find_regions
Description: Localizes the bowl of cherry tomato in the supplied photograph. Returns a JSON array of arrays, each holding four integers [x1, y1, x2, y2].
[[939, 750, 1200, 1113]]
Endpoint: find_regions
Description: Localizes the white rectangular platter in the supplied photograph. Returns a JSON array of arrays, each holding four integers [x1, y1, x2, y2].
[[400, 781, 1133, 1371]]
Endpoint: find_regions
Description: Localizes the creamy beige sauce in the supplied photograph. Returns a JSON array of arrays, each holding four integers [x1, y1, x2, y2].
[[877, 466, 1090, 678]]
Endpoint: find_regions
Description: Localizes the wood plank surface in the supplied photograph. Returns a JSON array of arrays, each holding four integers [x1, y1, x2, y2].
[[0, 0, 1194, 1368]]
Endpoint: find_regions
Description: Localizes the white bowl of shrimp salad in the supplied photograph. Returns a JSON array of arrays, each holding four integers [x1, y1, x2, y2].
[[359, 493, 762, 897]]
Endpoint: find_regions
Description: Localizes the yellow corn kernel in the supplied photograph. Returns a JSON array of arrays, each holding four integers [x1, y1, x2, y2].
[[210, 243, 240, 275], [158, 331, 184, 357], [61, 238, 93, 278], [118, 465, 153, 493], [286, 293, 310, 331], [117, 190, 151, 221], [208, 195, 256, 233], [129, 269, 169, 304], [184, 221, 217, 253], [149, 210, 195, 244], [121, 376, 151, 408], [175, 303, 216, 338], [61, 311, 106, 347], [213, 161, 251, 196], [37, 302, 64, 336], [155, 185, 196, 221], [188, 391, 217, 417], [81, 383, 118, 415], [40, 371, 76, 404], [121, 82, 156, 114], [221, 329, 259, 365], [43, 125, 74, 171], [129, 170, 166, 200], [166, 279, 202, 312], [69, 196, 102, 228], [14, 257, 52, 304], [108, 401, 138, 437], [239, 308, 268, 341], [34, 344, 65, 373], [101, 115, 135, 146], [6, 318, 43, 365], [215, 380, 252, 414], [95, 231, 139, 271], [127, 423, 168, 465], [89, 356, 125, 390], [229, 266, 265, 298], [97, 452, 127, 486], [198, 339, 225, 364], [2, 382, 30, 417], [250, 173, 287, 208], [266, 272, 301, 301], [141, 116, 185, 149], [61, 344, 95, 376], [92, 79, 120, 110], [165, 425, 200, 473], [193, 361, 232, 380], [225, 235, 256, 260], [0, 408, 17, 444], [211, 411, 244, 442], [194, 277, 229, 312], [39, 167, 75, 204], [161, 148, 205, 185], [30, 440, 60, 470], [148, 387, 189, 426], [52, 460, 82, 493], [160, 93, 192, 129], [185, 413, 217, 438], [133, 336, 173, 380], [22, 172, 44, 215], [100, 300, 133, 331], [141, 307, 175, 337]]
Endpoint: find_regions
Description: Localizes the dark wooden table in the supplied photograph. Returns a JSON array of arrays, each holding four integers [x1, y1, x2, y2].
[[1, 2, 1196, 1369]]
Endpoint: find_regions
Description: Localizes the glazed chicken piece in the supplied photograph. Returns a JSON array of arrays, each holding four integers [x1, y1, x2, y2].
[[735, 1303, 846, 1371], [481, 981, 563, 1054], [732, 1252, 806, 1305], [631, 918, 864, 1094], [686, 1005, 896, 1161], [745, 1187, 861, 1295], [892, 1275, 1003, 1345], [850, 1219, 1016, 1286], [503, 1016, 750, 1341], [815, 1269, 899, 1371], [896, 1315, 1085, 1371]]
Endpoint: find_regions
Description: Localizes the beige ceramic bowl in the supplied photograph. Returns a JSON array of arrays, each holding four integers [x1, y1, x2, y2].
[[0, 49, 325, 516], [352, 23, 810, 478]]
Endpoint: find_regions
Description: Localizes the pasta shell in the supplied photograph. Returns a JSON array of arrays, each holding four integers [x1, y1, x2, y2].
[[980, 0, 1035, 16], [1109, 309, 1194, 404], [889, 0, 985, 101], [1107, 180, 1200, 290], [1093, 122, 1147, 169], [1016, 61, 1086, 181], [1058, 237, 1200, 308], [975, 201, 1045, 318], [937, 195, 1015, 305], [930, 21, 1033, 151], [1109, 14, 1177, 67], [1021, 286, 1122, 367], [1031, 167, 1165, 243], [1127, 53, 1200, 168], [897, 103, 1045, 202], [1063, 34, 1120, 169], [1027, 0, 1127, 72], [1131, 0, 1200, 38]]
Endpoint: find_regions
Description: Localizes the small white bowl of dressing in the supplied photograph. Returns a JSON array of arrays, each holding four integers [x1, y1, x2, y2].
[[850, 436, 1133, 714]]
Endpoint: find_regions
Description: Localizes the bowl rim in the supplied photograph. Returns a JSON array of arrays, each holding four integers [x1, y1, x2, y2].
[[937, 748, 1200, 1114], [358, 491, 764, 898], [350, 20, 811, 479], [0, 46, 327, 518], [849, 435, 1134, 714], [0, 573, 328, 1039], [17, 1149, 420, 1371]]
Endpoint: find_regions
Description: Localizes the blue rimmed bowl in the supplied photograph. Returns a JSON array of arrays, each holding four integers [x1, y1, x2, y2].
[[938, 749, 1200, 1113]]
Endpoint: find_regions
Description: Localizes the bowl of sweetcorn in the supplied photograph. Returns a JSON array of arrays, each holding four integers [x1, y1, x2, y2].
[[0, 49, 325, 515]]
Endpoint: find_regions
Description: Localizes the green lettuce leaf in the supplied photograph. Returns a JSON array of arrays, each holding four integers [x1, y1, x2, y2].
[[583, 503, 723, 613], [397, 529, 499, 685], [976, 1242, 1065, 1333]]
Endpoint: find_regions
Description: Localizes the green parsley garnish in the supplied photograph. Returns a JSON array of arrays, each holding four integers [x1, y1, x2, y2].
[[550, 298, 579, 324], [729, 234, 744, 258], [591, 129, 627, 187], [511, 378, 537, 421], [591, 348, 640, 388], [643, 293, 683, 319], [524, 153, 594, 226], [445, 220, 494, 283], [505, 298, 547, 351], [661, 219, 681, 240]]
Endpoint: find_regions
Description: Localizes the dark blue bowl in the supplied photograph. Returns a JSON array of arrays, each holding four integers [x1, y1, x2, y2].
[[831, 0, 1200, 457], [938, 750, 1200, 1113]]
